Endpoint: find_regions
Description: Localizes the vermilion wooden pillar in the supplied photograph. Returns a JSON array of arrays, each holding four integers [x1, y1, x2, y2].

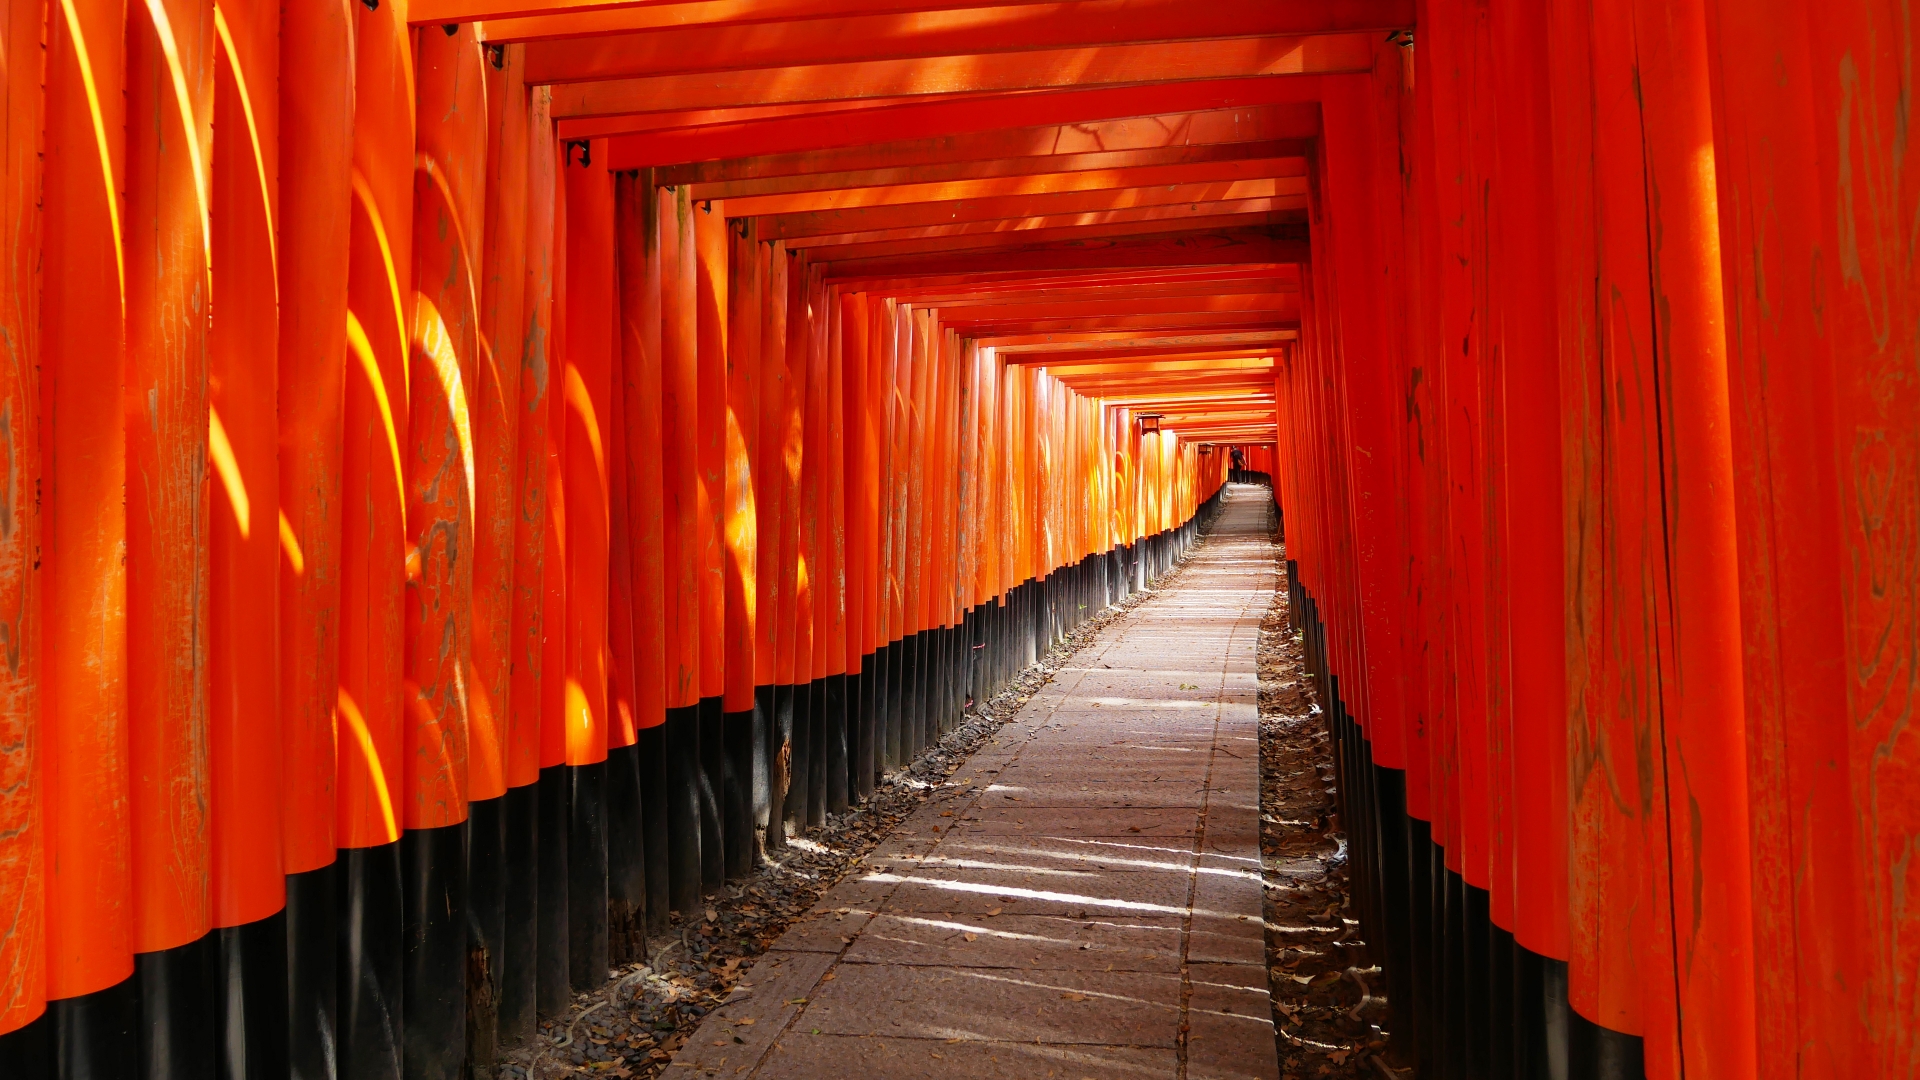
[[39, 0, 135, 1065], [1540, 0, 1646, 1063], [756, 241, 792, 852], [337, 0, 413, 1067], [793, 268, 823, 826], [778, 256, 812, 831], [0, 0, 43, 1047], [722, 212, 763, 873], [820, 286, 849, 812], [840, 291, 873, 801], [276, 0, 355, 1068], [606, 224, 640, 962], [503, 82, 556, 1044], [465, 42, 527, 1066], [561, 137, 613, 995], [536, 138, 570, 1016], [1705, 4, 1867, 1077], [208, 0, 288, 1069], [659, 183, 705, 912], [615, 168, 669, 935], [693, 198, 729, 884], [1622, 3, 1758, 1074], [124, 0, 217, 1059], [1487, 0, 1571, 1072], [1803, 4, 1920, 1078], [408, 25, 489, 1078]]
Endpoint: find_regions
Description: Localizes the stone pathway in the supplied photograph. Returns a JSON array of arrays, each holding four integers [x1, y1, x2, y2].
[[668, 486, 1280, 1080]]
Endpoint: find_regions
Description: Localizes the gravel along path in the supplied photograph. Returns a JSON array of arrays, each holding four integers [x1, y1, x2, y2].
[[1256, 548, 1404, 1078]]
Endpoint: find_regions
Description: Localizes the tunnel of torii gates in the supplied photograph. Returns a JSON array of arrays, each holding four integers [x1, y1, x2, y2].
[[0, 0, 1914, 1078]]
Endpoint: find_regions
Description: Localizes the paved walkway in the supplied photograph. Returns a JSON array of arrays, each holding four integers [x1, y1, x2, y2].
[[671, 486, 1280, 1080]]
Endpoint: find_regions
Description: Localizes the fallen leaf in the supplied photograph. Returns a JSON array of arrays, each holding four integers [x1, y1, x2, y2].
[[734, 1018, 755, 1026], [985, 907, 1003, 917], [963, 933, 978, 942], [1060, 992, 1089, 1002], [821, 972, 836, 982], [945, 1038, 964, 1045]]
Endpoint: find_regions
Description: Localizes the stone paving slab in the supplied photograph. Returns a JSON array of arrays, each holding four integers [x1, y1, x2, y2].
[[797, 964, 1184, 1045], [951, 805, 1202, 837], [748, 1033, 1180, 1079], [842, 912, 1188, 971], [668, 486, 1280, 1080]]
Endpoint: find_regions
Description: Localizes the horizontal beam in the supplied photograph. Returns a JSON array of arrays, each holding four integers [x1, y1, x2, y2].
[[761, 175, 1307, 239], [520, 0, 1406, 82], [478, 0, 1411, 38], [1029, 357, 1277, 375], [805, 212, 1303, 264], [596, 75, 1325, 167], [938, 293, 1293, 321], [550, 35, 1376, 118], [989, 324, 1297, 350], [836, 265, 1292, 298], [785, 199, 1305, 251], [881, 266, 1295, 302], [952, 312, 1287, 334], [1059, 371, 1280, 387], [656, 103, 1320, 188], [727, 156, 1307, 216], [1056, 369, 1280, 386], [682, 143, 1306, 202], [442, 0, 1059, 29]]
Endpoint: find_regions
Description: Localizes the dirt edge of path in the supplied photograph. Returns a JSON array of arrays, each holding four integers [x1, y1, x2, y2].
[[1257, 536, 1403, 1080]]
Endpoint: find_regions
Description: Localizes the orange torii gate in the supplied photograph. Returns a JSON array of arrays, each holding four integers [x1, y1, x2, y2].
[[2, 2, 1917, 1080]]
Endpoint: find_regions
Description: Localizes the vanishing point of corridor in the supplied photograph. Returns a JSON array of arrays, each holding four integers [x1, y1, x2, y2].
[[670, 486, 1278, 1080]]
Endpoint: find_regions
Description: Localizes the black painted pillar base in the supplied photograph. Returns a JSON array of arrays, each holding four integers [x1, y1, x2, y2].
[[806, 678, 827, 827], [824, 672, 849, 816], [499, 783, 539, 1045], [1405, 816, 1434, 1075], [0, 1006, 51, 1080], [899, 637, 921, 762], [853, 660, 876, 801], [784, 682, 811, 832], [467, 794, 505, 1079], [568, 762, 609, 993], [751, 686, 774, 845], [606, 743, 647, 967], [766, 685, 794, 853], [871, 646, 894, 775], [339, 839, 404, 1078], [635, 725, 670, 933], [697, 697, 726, 892], [722, 704, 758, 880], [884, 644, 905, 774], [535, 765, 570, 1018], [664, 704, 704, 916], [46, 975, 141, 1080], [401, 819, 467, 1080], [286, 860, 337, 1079], [137, 930, 217, 1080], [215, 910, 289, 1080]]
